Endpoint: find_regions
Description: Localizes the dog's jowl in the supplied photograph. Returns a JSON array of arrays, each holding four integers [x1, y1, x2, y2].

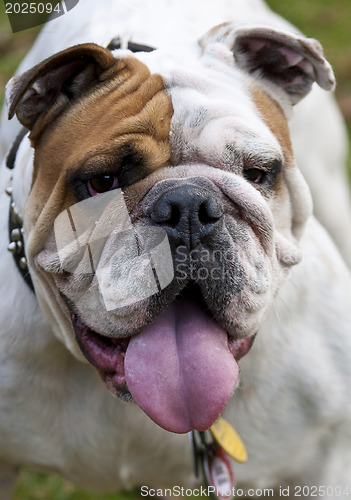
[[1, 0, 351, 498]]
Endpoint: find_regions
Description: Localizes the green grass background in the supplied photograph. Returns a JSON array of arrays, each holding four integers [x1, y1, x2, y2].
[[0, 1, 350, 499]]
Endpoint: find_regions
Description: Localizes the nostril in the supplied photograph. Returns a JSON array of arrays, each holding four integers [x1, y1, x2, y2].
[[151, 198, 181, 227], [198, 199, 223, 225], [166, 205, 181, 228]]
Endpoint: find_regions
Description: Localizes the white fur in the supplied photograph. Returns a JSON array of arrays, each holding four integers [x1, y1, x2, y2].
[[1, 1, 351, 498]]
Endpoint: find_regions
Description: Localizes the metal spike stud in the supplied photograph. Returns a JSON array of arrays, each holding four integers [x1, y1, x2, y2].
[[11, 228, 21, 241], [19, 257, 28, 269], [7, 242, 17, 254], [5, 186, 13, 197], [10, 202, 23, 225], [16, 213, 23, 225]]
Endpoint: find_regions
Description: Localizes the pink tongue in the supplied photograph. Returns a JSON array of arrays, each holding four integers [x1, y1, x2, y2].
[[124, 300, 239, 433]]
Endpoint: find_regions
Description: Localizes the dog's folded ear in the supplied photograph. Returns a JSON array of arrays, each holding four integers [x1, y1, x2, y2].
[[6, 43, 118, 138], [200, 23, 335, 106]]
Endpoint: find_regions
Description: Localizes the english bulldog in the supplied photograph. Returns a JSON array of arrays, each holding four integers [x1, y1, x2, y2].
[[1, 0, 351, 498]]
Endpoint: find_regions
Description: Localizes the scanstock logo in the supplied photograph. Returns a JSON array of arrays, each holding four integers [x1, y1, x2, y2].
[[54, 190, 175, 311], [3, 0, 80, 33]]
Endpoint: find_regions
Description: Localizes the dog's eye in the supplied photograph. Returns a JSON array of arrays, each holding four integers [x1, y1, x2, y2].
[[243, 168, 267, 184], [87, 176, 119, 196]]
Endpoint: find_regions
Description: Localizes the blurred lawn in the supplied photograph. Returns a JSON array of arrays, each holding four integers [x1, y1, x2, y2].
[[0, 1, 350, 499], [14, 470, 139, 500]]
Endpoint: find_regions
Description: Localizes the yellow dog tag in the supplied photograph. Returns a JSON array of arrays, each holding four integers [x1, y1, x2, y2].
[[210, 417, 248, 463]]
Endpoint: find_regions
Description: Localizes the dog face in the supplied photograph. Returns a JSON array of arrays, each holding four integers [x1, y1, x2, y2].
[[6, 23, 334, 433]]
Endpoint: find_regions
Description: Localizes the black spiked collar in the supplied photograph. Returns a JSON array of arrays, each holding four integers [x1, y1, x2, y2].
[[6, 127, 34, 292]]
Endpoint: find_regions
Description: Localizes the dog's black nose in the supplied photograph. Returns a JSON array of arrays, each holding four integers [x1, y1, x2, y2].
[[151, 184, 223, 247]]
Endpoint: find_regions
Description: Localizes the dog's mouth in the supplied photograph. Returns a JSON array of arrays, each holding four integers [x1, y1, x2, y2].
[[72, 285, 255, 434]]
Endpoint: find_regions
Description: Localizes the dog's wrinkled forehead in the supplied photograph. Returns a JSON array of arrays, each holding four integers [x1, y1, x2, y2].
[[136, 43, 291, 168]]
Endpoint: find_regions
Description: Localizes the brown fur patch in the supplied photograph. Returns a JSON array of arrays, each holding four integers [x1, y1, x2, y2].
[[249, 84, 294, 165], [26, 57, 173, 257]]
